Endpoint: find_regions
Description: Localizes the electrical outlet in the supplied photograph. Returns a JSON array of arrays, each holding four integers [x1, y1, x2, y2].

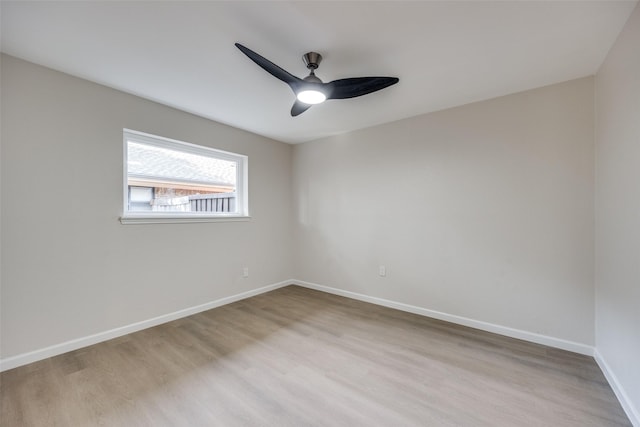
[[379, 265, 386, 277], [243, 267, 249, 278]]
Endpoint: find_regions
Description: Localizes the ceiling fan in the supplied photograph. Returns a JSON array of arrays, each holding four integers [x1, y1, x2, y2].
[[235, 43, 399, 117]]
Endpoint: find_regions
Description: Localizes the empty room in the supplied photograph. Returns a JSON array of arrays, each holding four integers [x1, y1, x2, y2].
[[1, 1, 639, 426]]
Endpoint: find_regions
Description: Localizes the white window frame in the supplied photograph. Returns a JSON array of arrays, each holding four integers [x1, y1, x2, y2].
[[120, 129, 249, 224]]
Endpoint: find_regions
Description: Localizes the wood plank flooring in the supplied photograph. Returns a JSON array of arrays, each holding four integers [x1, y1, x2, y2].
[[0, 285, 631, 426]]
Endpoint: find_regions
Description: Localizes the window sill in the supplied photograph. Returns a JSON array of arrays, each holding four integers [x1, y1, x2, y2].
[[120, 214, 251, 225]]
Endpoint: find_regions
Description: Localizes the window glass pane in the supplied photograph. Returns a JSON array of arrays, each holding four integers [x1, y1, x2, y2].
[[125, 137, 241, 215]]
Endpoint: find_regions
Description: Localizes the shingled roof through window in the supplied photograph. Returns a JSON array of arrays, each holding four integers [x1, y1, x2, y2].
[[128, 142, 236, 187]]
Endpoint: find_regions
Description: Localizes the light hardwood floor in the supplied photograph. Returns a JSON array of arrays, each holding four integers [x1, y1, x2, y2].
[[0, 285, 631, 426]]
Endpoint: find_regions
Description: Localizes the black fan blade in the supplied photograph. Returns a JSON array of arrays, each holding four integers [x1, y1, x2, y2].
[[326, 77, 399, 100], [291, 100, 313, 117], [235, 43, 301, 88]]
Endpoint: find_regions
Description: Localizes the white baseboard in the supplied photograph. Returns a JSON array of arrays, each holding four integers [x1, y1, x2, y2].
[[0, 280, 291, 372], [594, 349, 640, 427], [292, 279, 594, 356], [1, 279, 595, 371]]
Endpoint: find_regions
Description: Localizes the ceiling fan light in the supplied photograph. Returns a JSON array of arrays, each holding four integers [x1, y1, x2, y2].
[[297, 90, 326, 105]]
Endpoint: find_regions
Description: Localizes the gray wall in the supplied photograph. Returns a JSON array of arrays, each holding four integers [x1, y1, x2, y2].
[[293, 77, 595, 346], [595, 2, 640, 422], [1, 55, 293, 359]]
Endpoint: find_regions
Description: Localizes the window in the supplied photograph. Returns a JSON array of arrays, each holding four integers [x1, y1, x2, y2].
[[121, 129, 248, 224]]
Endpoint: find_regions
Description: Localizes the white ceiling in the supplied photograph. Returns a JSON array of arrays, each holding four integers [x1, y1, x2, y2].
[[1, 1, 637, 144]]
